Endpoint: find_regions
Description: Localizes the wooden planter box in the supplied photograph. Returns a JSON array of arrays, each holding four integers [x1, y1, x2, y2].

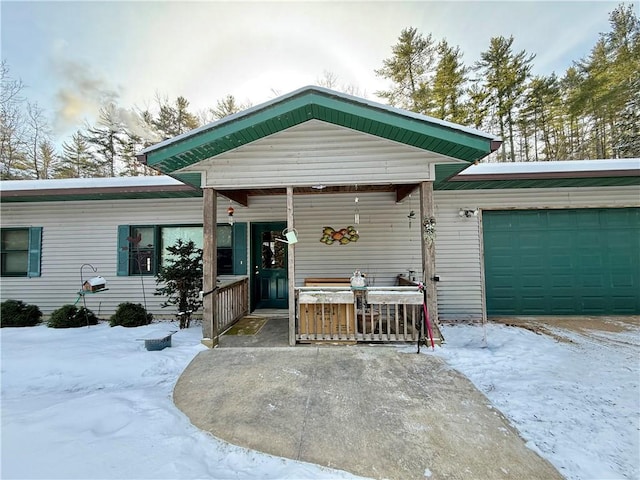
[[299, 280, 355, 338]]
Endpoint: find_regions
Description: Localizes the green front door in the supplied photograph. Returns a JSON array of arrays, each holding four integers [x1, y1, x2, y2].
[[251, 222, 288, 310], [483, 208, 640, 315]]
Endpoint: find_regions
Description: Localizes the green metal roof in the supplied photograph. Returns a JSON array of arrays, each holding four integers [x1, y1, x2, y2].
[[439, 175, 640, 190], [1, 189, 203, 203], [138, 86, 501, 174], [0, 176, 203, 203], [441, 159, 640, 189]]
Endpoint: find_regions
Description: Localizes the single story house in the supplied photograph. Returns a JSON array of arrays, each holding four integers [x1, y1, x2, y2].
[[2, 87, 638, 345]]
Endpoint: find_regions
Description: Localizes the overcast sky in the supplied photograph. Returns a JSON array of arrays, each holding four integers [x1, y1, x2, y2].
[[1, 0, 628, 140]]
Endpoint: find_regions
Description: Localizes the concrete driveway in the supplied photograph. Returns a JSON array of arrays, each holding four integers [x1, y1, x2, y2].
[[173, 341, 562, 479]]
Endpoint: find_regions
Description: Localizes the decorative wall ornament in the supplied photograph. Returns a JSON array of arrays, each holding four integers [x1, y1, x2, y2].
[[423, 216, 436, 245], [320, 226, 359, 245], [354, 184, 360, 226]]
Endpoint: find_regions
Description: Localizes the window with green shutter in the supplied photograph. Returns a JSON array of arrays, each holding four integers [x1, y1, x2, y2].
[[1, 227, 42, 277], [117, 223, 246, 276]]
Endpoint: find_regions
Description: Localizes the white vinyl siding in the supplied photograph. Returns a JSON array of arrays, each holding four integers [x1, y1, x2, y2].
[[2, 185, 637, 320], [1, 199, 203, 317], [180, 120, 449, 189]]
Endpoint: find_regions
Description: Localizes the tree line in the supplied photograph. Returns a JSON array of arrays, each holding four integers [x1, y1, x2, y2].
[[375, 4, 639, 162], [1, 3, 637, 180]]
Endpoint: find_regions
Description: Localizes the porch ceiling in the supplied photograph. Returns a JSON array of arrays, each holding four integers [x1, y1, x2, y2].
[[218, 184, 420, 206], [137, 86, 501, 177]]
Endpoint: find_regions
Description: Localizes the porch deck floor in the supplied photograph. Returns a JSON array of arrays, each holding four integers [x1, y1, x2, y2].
[[219, 309, 444, 347], [219, 313, 289, 348]]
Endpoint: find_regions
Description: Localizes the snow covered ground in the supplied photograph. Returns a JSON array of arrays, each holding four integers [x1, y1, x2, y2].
[[1, 320, 638, 479], [432, 322, 639, 480], [0, 323, 364, 479]]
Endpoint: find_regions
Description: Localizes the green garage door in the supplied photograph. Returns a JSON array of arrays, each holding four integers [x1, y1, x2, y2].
[[483, 208, 640, 315]]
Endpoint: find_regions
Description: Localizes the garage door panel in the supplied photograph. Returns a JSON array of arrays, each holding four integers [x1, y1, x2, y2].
[[576, 211, 600, 228], [521, 274, 545, 288], [551, 297, 576, 313], [550, 256, 572, 269], [581, 297, 607, 313], [484, 208, 639, 315], [521, 256, 545, 269], [612, 297, 638, 313], [521, 296, 547, 313], [515, 212, 546, 228], [609, 253, 632, 266], [611, 273, 634, 287]]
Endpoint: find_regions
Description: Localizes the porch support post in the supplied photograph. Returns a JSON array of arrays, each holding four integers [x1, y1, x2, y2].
[[202, 188, 218, 347], [419, 181, 438, 322], [287, 186, 296, 346]]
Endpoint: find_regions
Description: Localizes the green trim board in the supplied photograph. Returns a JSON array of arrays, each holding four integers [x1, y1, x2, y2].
[[138, 86, 500, 174], [483, 208, 640, 315]]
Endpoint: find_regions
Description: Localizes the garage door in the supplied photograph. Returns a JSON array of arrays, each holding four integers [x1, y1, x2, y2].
[[483, 208, 640, 315]]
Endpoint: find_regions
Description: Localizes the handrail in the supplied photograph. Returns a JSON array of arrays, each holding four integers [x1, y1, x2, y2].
[[217, 277, 249, 333]]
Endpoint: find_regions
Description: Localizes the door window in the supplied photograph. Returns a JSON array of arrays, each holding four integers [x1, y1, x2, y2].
[[261, 230, 285, 269]]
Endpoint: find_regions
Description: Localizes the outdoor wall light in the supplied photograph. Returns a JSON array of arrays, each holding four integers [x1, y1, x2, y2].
[[459, 208, 479, 218]]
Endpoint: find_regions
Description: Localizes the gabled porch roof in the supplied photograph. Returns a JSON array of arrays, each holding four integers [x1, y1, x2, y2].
[[137, 86, 501, 177]]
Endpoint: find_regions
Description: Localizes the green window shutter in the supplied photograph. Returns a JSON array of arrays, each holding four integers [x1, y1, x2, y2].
[[232, 222, 247, 275], [117, 225, 130, 276], [27, 227, 42, 277]]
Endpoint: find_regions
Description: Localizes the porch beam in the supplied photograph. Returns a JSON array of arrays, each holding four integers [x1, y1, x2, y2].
[[218, 190, 249, 207], [419, 181, 438, 322], [395, 183, 418, 203], [287, 186, 296, 346], [202, 188, 218, 346]]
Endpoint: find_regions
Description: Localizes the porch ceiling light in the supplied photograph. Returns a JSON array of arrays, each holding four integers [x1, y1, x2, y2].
[[311, 184, 326, 190], [227, 205, 235, 225]]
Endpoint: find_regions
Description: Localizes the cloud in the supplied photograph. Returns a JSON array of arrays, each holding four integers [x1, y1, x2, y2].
[[50, 57, 160, 143], [52, 57, 119, 132]]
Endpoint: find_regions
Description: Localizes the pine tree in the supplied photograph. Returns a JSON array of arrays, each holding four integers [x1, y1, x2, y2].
[[56, 131, 95, 178], [154, 239, 203, 329], [429, 40, 468, 123], [375, 27, 436, 113], [149, 95, 199, 138], [24, 102, 52, 179], [38, 139, 57, 179], [566, 5, 639, 159], [606, 3, 640, 157], [209, 94, 252, 120], [85, 104, 126, 177], [520, 75, 564, 160], [119, 131, 149, 177], [475, 36, 535, 162]]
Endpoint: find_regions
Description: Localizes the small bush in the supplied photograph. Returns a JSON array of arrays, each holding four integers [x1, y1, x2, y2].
[[109, 302, 152, 327], [48, 304, 98, 328], [1, 300, 42, 327]]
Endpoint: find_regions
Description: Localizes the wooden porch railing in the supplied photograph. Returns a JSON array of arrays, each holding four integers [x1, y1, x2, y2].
[[296, 286, 437, 343], [217, 277, 249, 333]]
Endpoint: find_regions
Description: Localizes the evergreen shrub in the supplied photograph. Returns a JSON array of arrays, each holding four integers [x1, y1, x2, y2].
[[1, 299, 42, 327], [48, 304, 98, 328], [109, 302, 153, 327]]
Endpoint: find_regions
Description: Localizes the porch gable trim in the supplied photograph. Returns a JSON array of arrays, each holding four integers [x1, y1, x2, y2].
[[138, 87, 500, 174]]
